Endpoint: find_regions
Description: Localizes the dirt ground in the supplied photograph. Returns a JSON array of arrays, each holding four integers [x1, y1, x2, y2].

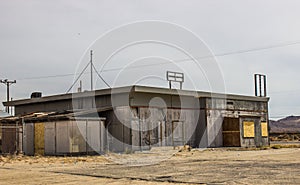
[[0, 147, 299, 185]]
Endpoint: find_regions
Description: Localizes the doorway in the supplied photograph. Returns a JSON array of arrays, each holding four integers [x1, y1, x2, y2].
[[222, 117, 241, 147]]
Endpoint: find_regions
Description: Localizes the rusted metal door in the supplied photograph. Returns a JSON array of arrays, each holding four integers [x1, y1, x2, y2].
[[222, 117, 241, 147]]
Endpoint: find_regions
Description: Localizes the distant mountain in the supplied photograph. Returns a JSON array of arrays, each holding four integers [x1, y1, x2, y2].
[[269, 116, 300, 133]]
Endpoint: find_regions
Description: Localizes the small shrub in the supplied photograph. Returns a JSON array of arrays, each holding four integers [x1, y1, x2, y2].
[[260, 146, 269, 150], [271, 145, 281, 149]]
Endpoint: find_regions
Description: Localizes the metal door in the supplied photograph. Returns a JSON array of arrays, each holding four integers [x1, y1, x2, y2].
[[222, 117, 241, 147]]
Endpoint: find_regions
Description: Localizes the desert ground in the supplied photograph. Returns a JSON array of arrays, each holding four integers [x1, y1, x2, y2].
[[0, 146, 299, 185]]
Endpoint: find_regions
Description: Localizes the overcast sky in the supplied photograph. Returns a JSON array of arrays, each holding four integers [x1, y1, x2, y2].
[[1, 0, 300, 119]]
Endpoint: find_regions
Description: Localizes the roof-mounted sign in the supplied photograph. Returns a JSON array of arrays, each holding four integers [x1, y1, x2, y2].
[[166, 71, 184, 90]]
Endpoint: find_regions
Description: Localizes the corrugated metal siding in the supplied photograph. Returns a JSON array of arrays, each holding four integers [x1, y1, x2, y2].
[[44, 122, 55, 155], [23, 123, 34, 155], [71, 120, 87, 153], [86, 120, 106, 153], [43, 119, 106, 155], [56, 121, 70, 154]]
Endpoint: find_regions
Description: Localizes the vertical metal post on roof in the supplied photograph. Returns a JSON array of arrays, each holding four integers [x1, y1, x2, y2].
[[254, 74, 258, 96], [254, 74, 267, 97], [263, 75, 267, 97], [90, 50, 93, 91], [259, 75, 262, 97]]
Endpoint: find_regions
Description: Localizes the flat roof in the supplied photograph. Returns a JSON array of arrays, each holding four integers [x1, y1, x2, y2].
[[3, 85, 269, 106]]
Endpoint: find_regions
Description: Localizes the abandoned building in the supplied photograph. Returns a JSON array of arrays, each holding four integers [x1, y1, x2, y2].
[[1, 83, 270, 155]]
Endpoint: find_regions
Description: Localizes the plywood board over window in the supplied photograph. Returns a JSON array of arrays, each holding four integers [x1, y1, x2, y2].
[[243, 121, 255, 138], [261, 122, 268, 137]]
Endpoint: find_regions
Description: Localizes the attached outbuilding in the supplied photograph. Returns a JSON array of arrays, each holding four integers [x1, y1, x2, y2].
[[1, 112, 106, 155]]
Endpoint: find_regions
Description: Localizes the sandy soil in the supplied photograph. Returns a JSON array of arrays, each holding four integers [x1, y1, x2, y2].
[[0, 147, 299, 185]]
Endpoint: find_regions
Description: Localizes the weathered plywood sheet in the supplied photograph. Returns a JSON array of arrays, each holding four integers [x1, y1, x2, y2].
[[261, 122, 268, 137], [34, 123, 45, 155], [243, 121, 255, 138], [1, 126, 17, 154]]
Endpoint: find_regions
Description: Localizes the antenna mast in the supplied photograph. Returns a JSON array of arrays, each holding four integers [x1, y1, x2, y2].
[[65, 50, 111, 93], [90, 50, 93, 91]]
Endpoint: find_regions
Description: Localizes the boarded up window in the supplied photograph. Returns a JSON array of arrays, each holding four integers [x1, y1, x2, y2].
[[243, 121, 255, 138], [261, 122, 268, 137]]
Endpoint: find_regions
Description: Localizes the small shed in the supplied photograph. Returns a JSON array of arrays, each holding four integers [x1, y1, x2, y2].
[[0, 116, 22, 154], [1, 112, 106, 156]]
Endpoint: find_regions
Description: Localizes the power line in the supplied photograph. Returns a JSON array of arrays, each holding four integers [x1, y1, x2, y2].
[[13, 39, 300, 81], [213, 40, 300, 57], [16, 73, 76, 80], [268, 89, 300, 94]]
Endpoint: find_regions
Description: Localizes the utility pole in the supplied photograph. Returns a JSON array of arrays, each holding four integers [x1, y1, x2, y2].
[[90, 50, 93, 91], [0, 79, 16, 113]]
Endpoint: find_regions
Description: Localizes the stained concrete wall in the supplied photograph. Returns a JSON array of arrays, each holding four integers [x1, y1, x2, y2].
[[205, 97, 269, 148], [11, 89, 269, 153], [15, 94, 113, 116]]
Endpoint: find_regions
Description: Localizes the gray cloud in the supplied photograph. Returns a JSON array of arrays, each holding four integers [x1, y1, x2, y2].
[[0, 0, 300, 119]]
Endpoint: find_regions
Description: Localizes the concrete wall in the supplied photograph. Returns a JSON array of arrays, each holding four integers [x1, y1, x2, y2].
[[205, 98, 269, 147], [12, 90, 270, 154], [15, 99, 73, 115], [15, 94, 113, 116]]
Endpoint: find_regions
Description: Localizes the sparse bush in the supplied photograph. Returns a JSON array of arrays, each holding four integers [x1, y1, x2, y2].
[[271, 144, 300, 149], [124, 148, 133, 154], [260, 146, 269, 150], [271, 145, 281, 149]]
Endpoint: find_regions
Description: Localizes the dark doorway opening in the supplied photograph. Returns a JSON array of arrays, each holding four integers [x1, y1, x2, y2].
[[222, 117, 241, 147]]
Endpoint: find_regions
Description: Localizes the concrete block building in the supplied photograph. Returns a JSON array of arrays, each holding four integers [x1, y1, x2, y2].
[[2, 85, 270, 155]]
